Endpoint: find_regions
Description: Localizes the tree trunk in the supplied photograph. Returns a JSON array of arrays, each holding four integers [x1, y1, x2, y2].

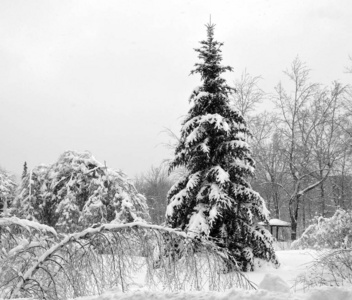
[[302, 195, 306, 230], [290, 216, 297, 240], [320, 174, 326, 216], [289, 195, 300, 240], [273, 183, 280, 218]]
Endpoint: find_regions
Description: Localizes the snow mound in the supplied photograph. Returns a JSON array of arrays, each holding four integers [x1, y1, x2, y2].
[[259, 274, 290, 293]]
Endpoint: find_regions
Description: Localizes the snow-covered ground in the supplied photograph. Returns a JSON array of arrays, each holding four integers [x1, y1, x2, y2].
[[74, 287, 352, 300], [74, 249, 352, 300], [246, 249, 316, 289]]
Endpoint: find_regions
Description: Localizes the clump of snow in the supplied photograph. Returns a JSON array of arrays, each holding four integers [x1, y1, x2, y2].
[[259, 274, 290, 293], [166, 188, 187, 217], [184, 114, 231, 147], [186, 125, 205, 146], [231, 158, 255, 174], [208, 205, 218, 224], [187, 204, 209, 237], [194, 91, 209, 101], [188, 85, 202, 102], [207, 166, 229, 185], [260, 200, 271, 221], [186, 171, 202, 191], [209, 183, 221, 201]]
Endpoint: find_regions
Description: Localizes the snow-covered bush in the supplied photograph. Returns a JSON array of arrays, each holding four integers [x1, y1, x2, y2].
[[295, 248, 352, 289], [292, 209, 352, 288], [0, 168, 17, 215], [0, 216, 57, 298], [12, 151, 149, 232], [292, 209, 352, 250]]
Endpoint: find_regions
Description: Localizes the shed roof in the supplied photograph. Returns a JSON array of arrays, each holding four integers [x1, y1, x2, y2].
[[258, 218, 291, 227]]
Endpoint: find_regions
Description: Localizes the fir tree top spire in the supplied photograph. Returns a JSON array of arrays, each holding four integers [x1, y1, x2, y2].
[[191, 22, 233, 93], [22, 162, 28, 180]]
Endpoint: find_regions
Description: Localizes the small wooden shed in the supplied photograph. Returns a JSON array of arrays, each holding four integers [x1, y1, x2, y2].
[[259, 219, 291, 241]]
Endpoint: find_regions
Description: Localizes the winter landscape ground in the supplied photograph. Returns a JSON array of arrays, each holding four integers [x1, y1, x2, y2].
[[73, 248, 352, 300], [1, 215, 352, 299]]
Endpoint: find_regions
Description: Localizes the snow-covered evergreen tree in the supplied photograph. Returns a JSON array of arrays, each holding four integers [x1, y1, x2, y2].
[[166, 23, 279, 271], [0, 168, 17, 215], [22, 162, 28, 180], [13, 151, 149, 232], [14, 164, 51, 224]]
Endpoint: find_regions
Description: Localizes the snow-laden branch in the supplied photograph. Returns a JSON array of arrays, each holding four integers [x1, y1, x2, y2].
[[0, 216, 57, 235], [6, 220, 255, 299], [10, 222, 187, 297]]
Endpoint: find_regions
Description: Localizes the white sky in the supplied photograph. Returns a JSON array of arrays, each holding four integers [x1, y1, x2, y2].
[[0, 0, 351, 179]]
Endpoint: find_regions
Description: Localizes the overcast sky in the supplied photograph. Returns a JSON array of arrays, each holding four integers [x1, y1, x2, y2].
[[1, 0, 351, 179]]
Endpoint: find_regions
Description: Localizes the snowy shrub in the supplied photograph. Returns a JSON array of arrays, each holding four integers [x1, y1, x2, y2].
[[295, 248, 352, 290], [292, 209, 352, 250], [12, 151, 149, 232], [0, 220, 254, 299], [0, 216, 57, 297]]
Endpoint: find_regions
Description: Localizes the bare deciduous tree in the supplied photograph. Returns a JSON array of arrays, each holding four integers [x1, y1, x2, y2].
[[134, 165, 174, 224], [345, 55, 352, 74], [231, 70, 264, 119], [250, 113, 287, 219], [272, 57, 346, 240]]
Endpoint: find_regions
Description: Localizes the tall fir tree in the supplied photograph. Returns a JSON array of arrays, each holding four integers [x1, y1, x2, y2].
[[166, 23, 279, 271]]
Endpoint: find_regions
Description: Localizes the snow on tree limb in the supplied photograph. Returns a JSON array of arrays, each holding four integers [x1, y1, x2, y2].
[[5, 220, 255, 298], [0, 216, 57, 235]]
